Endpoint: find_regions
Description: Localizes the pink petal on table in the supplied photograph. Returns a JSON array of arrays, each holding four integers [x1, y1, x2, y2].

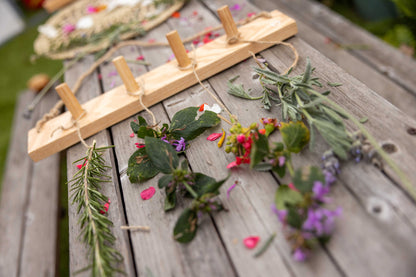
[[110, 80, 116, 88], [135, 143, 145, 148], [230, 4, 241, 11], [247, 12, 256, 17], [62, 24, 76, 34], [243, 236, 260, 249], [141, 187, 156, 200], [136, 55, 144, 61], [130, 132, 135, 138], [76, 164, 83, 169], [227, 161, 239, 169], [207, 132, 222, 141]]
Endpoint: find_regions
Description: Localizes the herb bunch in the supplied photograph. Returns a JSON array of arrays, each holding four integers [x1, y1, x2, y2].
[[127, 107, 226, 243], [69, 141, 122, 276]]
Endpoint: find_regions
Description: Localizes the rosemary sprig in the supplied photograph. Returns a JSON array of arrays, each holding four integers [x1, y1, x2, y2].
[[69, 141, 123, 276]]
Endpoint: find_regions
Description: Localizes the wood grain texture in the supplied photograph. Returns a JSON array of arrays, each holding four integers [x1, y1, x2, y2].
[[0, 92, 36, 277], [97, 3, 236, 275], [219, 0, 416, 119], [19, 90, 60, 277], [28, 10, 297, 162], [65, 56, 135, 277], [252, 0, 416, 96]]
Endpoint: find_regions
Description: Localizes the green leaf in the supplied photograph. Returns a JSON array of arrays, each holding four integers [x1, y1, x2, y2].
[[292, 166, 325, 193], [272, 163, 286, 178], [136, 126, 157, 139], [360, 117, 368, 123], [252, 162, 273, 171], [173, 208, 198, 243], [280, 121, 310, 153], [170, 107, 221, 141], [286, 205, 304, 229], [301, 58, 312, 83], [327, 82, 342, 87], [127, 148, 160, 183], [131, 116, 148, 133], [193, 173, 228, 196], [227, 77, 262, 100], [274, 185, 303, 210], [250, 131, 270, 168], [164, 188, 177, 211], [145, 137, 179, 174], [158, 174, 173, 188]]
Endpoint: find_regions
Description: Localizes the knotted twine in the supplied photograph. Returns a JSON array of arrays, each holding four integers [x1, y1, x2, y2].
[[35, 11, 283, 132]]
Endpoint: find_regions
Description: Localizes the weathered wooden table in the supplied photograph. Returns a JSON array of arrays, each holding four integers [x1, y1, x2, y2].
[[65, 1, 416, 276]]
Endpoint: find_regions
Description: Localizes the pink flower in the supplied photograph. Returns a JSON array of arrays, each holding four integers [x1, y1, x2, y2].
[[99, 199, 111, 214], [62, 24, 76, 34], [243, 236, 260, 249], [207, 132, 222, 141], [141, 187, 156, 200], [237, 134, 245, 144], [130, 133, 135, 138], [227, 161, 239, 169], [135, 143, 145, 149], [136, 55, 144, 61], [86, 6, 98, 14]]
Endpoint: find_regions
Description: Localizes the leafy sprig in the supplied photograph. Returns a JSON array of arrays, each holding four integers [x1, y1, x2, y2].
[[128, 107, 220, 182], [68, 141, 123, 277]]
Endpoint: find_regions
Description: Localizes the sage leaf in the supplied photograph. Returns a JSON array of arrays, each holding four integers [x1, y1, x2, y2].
[[173, 208, 198, 243], [127, 148, 160, 183], [327, 82, 342, 87], [145, 137, 179, 174], [360, 117, 368, 123], [158, 174, 173, 189], [194, 173, 228, 197], [252, 162, 273, 171], [227, 78, 261, 100]]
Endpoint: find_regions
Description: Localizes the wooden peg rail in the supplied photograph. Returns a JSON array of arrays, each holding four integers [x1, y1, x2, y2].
[[28, 9, 297, 162]]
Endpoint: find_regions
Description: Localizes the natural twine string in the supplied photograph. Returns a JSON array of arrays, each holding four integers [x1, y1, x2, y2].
[[177, 27, 299, 124], [35, 11, 275, 132], [50, 110, 91, 149], [125, 79, 158, 129]]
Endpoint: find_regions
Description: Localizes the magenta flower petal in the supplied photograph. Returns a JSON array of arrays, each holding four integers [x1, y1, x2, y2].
[[99, 199, 111, 214], [140, 187, 156, 200], [243, 236, 260, 249], [207, 132, 222, 141], [130, 132, 135, 138], [227, 183, 237, 199], [227, 161, 238, 169]]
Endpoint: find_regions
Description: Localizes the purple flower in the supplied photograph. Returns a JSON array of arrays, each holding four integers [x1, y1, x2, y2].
[[303, 207, 342, 236], [312, 181, 330, 202], [323, 169, 337, 186], [172, 137, 186, 152], [293, 248, 307, 262], [278, 156, 286, 167], [161, 135, 170, 143], [271, 204, 287, 223]]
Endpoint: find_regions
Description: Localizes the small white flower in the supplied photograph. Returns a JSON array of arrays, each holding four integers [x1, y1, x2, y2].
[[204, 103, 222, 114], [106, 0, 141, 11], [38, 24, 58, 38], [76, 16, 94, 29]]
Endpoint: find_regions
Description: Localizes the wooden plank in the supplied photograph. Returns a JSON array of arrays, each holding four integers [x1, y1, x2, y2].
[[0, 91, 35, 277], [19, 90, 60, 277], [201, 1, 416, 276], [252, 36, 416, 276], [250, 0, 416, 97], [98, 3, 237, 275], [28, 10, 298, 162], [206, 0, 416, 119], [65, 56, 135, 277]]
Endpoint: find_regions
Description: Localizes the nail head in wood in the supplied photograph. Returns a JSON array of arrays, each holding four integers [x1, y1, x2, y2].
[[112, 56, 140, 93], [166, 30, 191, 68], [55, 83, 84, 119], [217, 5, 240, 43]]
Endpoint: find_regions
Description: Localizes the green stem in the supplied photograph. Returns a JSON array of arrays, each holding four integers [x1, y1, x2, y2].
[[184, 183, 198, 199], [307, 88, 415, 200], [254, 233, 276, 258], [286, 160, 295, 177]]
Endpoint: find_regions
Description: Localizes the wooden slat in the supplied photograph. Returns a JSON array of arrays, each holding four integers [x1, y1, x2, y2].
[[65, 56, 135, 277], [251, 0, 416, 96], [209, 0, 416, 119], [97, 3, 236, 275], [28, 10, 297, 162], [0, 92, 36, 277]]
